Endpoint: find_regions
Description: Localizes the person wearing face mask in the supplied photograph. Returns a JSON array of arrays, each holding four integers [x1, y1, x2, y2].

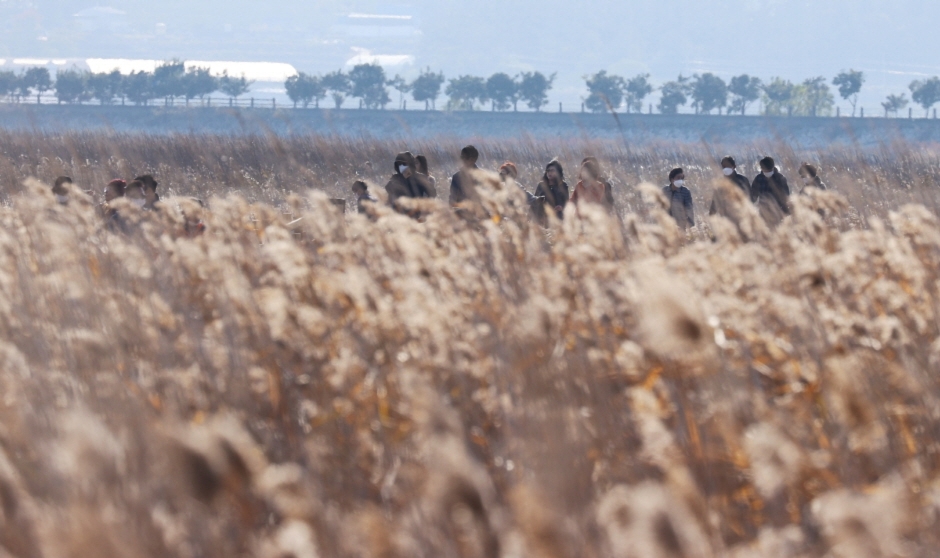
[[709, 156, 751, 216], [663, 168, 694, 230], [751, 156, 790, 224], [125, 180, 147, 209], [134, 175, 161, 209], [52, 176, 72, 205], [102, 179, 128, 232], [385, 151, 436, 217], [798, 162, 827, 194]]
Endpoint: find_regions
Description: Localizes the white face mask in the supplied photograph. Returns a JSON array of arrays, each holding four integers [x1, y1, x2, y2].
[[55, 194, 69, 204], [763, 171, 774, 178], [673, 179, 685, 187], [398, 164, 408, 175], [802, 177, 812, 185], [722, 168, 734, 176], [131, 198, 146, 208]]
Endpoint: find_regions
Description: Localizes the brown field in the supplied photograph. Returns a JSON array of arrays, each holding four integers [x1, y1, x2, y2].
[[1, 131, 940, 557]]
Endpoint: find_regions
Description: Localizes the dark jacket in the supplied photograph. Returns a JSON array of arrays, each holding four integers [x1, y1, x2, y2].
[[357, 193, 378, 214], [449, 166, 478, 206], [603, 180, 615, 210], [385, 173, 436, 211], [709, 172, 751, 215], [728, 172, 751, 197], [103, 207, 129, 233], [534, 180, 569, 220], [751, 171, 790, 215], [663, 185, 694, 229]]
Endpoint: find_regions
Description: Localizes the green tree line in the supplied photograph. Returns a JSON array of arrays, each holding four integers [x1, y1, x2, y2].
[[3, 63, 940, 117], [285, 63, 556, 112], [0, 61, 253, 105], [581, 68, 940, 118]]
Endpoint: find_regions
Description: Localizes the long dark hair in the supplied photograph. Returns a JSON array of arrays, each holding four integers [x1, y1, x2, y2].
[[543, 159, 564, 184], [415, 155, 429, 175]]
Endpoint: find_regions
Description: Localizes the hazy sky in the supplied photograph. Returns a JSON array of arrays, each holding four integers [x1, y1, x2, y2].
[[1, 0, 938, 112]]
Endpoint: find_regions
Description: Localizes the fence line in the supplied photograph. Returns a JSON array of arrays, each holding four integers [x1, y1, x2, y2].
[[0, 95, 280, 109], [0, 94, 939, 119]]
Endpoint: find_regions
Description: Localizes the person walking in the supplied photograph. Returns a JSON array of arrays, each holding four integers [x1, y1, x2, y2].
[[751, 156, 791, 224], [125, 180, 147, 209], [709, 156, 751, 216], [580, 156, 615, 211], [663, 168, 694, 230], [102, 179, 128, 232], [415, 155, 436, 189], [499, 161, 541, 216], [52, 176, 72, 205], [352, 180, 378, 214], [570, 158, 608, 207], [385, 151, 436, 217], [533, 160, 569, 222], [798, 162, 827, 194], [134, 175, 161, 208], [498, 161, 519, 184], [449, 145, 480, 207]]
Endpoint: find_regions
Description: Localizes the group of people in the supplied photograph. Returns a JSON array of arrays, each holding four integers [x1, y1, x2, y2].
[[53, 174, 161, 210], [49, 173, 207, 236], [48, 147, 827, 236], [354, 145, 828, 229]]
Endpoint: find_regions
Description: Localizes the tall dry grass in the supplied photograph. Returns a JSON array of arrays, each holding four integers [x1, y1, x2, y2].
[[0, 131, 940, 557]]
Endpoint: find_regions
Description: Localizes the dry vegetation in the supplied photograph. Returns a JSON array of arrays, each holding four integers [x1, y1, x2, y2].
[[1, 131, 940, 557]]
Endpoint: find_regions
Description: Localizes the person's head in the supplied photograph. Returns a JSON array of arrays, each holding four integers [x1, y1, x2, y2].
[[394, 151, 415, 178], [415, 155, 430, 175], [125, 180, 146, 207], [544, 160, 564, 185], [104, 179, 126, 202], [669, 167, 685, 185], [460, 145, 479, 168], [135, 174, 158, 201], [798, 162, 818, 179], [759, 157, 776, 174], [580, 159, 601, 184], [352, 180, 368, 196], [498, 161, 518, 181], [134, 174, 157, 190], [142, 182, 159, 205], [720, 156, 737, 176], [52, 176, 72, 196]]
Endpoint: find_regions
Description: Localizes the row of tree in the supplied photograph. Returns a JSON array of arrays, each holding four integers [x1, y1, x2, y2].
[[285, 65, 556, 111], [582, 69, 940, 118], [4, 62, 940, 117], [0, 62, 253, 105], [289, 66, 940, 117], [583, 71, 852, 116]]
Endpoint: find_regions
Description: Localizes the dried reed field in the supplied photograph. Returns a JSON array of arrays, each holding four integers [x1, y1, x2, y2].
[[2, 131, 940, 557]]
